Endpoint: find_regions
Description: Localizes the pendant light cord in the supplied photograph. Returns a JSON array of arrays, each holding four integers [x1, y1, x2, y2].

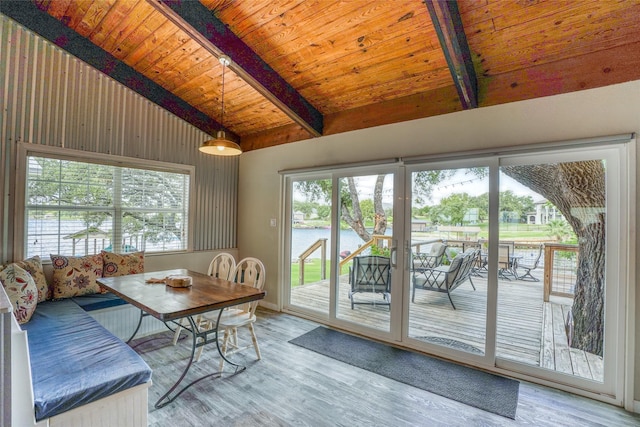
[[219, 55, 230, 129], [221, 59, 225, 127]]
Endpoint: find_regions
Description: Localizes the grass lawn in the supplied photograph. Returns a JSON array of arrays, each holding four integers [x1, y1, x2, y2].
[[290, 258, 332, 287]]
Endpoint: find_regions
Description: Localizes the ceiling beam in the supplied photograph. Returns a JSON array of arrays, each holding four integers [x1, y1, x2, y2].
[[425, 0, 478, 109], [0, 0, 236, 141], [150, 0, 323, 137]]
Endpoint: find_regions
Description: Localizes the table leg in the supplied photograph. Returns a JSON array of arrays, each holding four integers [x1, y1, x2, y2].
[[126, 309, 146, 344], [154, 310, 246, 409]]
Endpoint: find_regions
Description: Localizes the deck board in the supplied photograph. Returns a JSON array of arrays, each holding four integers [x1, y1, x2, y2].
[[290, 271, 603, 382]]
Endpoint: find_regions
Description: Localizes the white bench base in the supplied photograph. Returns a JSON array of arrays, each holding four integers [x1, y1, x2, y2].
[[9, 303, 157, 427], [45, 382, 150, 427]]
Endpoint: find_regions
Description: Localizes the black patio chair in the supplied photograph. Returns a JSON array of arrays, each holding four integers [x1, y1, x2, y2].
[[349, 255, 391, 309]]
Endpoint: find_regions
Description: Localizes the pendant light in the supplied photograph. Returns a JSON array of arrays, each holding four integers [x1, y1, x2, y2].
[[199, 55, 242, 156]]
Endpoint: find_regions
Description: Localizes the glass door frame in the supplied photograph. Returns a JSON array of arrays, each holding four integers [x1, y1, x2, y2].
[[280, 136, 632, 404], [493, 145, 629, 399], [281, 162, 406, 344], [402, 156, 498, 369]]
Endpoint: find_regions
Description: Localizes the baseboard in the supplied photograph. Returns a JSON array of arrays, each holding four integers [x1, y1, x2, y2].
[[633, 399, 640, 413], [258, 300, 279, 312]]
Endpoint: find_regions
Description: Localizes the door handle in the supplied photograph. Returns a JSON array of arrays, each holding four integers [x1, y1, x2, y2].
[[390, 239, 398, 268]]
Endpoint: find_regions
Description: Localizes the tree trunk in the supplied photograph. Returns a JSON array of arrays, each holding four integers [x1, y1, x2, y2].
[[502, 161, 605, 356], [341, 177, 371, 241], [372, 174, 387, 235]]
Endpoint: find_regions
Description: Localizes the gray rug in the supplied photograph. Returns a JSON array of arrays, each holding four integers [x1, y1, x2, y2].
[[289, 327, 519, 419]]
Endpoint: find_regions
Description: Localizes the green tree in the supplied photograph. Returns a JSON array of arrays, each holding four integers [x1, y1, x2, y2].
[[359, 199, 375, 225], [292, 201, 316, 219], [316, 205, 330, 220], [469, 193, 489, 222], [546, 219, 575, 242], [437, 193, 472, 225], [500, 190, 535, 222]]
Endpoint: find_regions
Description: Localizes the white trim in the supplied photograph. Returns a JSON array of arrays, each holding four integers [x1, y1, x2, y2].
[[624, 138, 637, 412], [403, 133, 633, 165], [14, 142, 195, 258], [18, 142, 195, 175], [258, 300, 279, 312]]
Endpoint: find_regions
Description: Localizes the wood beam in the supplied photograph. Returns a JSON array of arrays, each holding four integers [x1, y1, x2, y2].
[[0, 0, 236, 141], [150, 0, 323, 138], [425, 0, 478, 109], [243, 85, 463, 151]]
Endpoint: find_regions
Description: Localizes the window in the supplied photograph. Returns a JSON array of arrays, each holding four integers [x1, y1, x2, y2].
[[23, 151, 192, 258]]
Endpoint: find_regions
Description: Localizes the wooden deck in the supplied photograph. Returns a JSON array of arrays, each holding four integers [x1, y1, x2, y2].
[[290, 271, 603, 382]]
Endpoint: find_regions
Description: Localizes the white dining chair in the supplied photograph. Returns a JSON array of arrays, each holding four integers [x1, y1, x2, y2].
[[200, 257, 265, 371], [172, 252, 236, 346]]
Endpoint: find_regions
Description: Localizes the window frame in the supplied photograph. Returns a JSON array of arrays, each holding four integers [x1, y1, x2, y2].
[[15, 143, 195, 259]]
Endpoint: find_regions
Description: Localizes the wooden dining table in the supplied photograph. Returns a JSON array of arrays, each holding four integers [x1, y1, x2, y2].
[[97, 268, 266, 408]]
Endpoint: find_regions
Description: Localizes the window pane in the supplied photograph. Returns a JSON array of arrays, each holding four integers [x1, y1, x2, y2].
[[25, 155, 190, 257]]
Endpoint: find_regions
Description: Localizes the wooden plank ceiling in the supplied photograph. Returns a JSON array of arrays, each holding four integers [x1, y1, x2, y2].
[[4, 0, 640, 152]]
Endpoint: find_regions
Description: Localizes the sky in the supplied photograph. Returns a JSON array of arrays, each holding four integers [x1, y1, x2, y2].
[[294, 170, 543, 207]]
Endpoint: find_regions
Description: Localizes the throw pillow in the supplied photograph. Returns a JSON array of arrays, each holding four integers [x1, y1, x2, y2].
[[0, 264, 38, 324], [50, 254, 103, 299], [14, 256, 49, 302], [101, 251, 145, 277]]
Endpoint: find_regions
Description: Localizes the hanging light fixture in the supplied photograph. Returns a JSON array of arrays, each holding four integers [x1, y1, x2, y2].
[[199, 55, 242, 156]]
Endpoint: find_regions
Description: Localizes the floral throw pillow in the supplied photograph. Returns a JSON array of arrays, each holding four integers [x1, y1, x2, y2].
[[13, 256, 50, 302], [101, 251, 145, 277], [50, 254, 103, 299], [0, 264, 38, 324]]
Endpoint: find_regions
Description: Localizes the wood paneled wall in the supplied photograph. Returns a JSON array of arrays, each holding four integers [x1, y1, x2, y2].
[[0, 16, 238, 261]]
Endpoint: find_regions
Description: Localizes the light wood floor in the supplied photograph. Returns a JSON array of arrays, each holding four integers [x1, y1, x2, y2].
[[290, 272, 602, 381], [138, 309, 638, 427]]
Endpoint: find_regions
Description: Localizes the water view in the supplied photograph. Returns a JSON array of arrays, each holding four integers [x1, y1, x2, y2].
[[291, 227, 391, 260]]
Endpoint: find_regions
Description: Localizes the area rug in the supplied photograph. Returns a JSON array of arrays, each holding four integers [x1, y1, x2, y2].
[[289, 327, 519, 419]]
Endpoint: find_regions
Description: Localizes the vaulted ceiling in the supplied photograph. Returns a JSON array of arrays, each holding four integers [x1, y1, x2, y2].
[[3, 0, 640, 152]]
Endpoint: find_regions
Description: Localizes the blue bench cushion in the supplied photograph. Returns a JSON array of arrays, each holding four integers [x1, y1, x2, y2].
[[71, 292, 128, 311], [22, 299, 152, 421]]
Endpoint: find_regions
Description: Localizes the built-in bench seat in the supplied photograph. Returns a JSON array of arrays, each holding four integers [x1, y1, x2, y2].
[[21, 298, 152, 422], [71, 292, 129, 312]]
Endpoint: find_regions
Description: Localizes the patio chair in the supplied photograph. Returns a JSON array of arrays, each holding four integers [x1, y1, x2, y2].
[[498, 244, 517, 280], [412, 242, 448, 270], [412, 248, 478, 309], [516, 244, 543, 282], [349, 255, 391, 309], [462, 241, 485, 276]]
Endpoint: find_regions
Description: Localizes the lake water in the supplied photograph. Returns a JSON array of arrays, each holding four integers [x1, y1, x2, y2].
[[291, 227, 391, 259]]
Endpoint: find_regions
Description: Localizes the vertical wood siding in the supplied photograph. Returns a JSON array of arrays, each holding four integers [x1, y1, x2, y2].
[[0, 15, 238, 260]]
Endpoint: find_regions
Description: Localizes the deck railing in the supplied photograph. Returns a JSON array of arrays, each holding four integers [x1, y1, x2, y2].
[[444, 239, 579, 302], [543, 243, 579, 301], [297, 238, 328, 285], [338, 235, 392, 274], [296, 236, 579, 301]]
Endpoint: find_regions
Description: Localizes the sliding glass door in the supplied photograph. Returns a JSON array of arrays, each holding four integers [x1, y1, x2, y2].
[[284, 167, 400, 339], [495, 147, 625, 396], [406, 163, 490, 358], [282, 137, 630, 400], [287, 176, 332, 315]]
